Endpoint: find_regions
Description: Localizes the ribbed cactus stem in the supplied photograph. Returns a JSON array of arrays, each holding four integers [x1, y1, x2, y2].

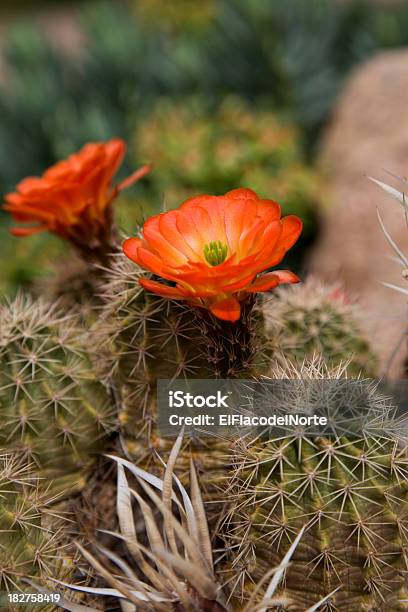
[[193, 295, 261, 376], [219, 359, 408, 610], [0, 294, 114, 495], [99, 258, 270, 485]]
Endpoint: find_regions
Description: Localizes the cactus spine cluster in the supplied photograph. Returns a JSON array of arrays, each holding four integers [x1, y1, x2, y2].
[[0, 294, 115, 495], [0, 453, 75, 609], [263, 277, 377, 377], [220, 359, 408, 610]]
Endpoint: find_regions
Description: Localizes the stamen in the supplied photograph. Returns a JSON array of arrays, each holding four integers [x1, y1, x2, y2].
[[203, 241, 228, 266]]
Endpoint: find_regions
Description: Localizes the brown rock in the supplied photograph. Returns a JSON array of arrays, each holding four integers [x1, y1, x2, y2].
[[308, 50, 408, 378]]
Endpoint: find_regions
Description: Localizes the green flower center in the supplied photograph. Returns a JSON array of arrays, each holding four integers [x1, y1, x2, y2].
[[203, 240, 228, 266]]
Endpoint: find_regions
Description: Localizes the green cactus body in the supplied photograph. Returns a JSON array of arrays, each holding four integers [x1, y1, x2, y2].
[[0, 453, 76, 610], [0, 295, 115, 496], [100, 257, 267, 482], [263, 277, 377, 377], [221, 361, 408, 610]]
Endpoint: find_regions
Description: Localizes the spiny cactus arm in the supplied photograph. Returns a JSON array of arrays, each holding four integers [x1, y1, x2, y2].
[[100, 256, 271, 461], [0, 453, 77, 606], [220, 359, 408, 608], [0, 295, 115, 495], [263, 280, 376, 377]]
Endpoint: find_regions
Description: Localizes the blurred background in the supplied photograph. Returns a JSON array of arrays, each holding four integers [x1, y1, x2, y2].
[[0, 0, 407, 374]]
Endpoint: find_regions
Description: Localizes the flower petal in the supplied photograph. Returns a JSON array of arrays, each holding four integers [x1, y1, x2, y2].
[[137, 247, 168, 277], [11, 225, 46, 237], [245, 271, 299, 293], [209, 296, 241, 322], [176, 205, 216, 254], [139, 278, 187, 300], [272, 270, 301, 284], [117, 163, 152, 192], [224, 197, 257, 252], [225, 187, 259, 201], [278, 215, 303, 250], [245, 273, 281, 293], [144, 215, 189, 265], [123, 237, 143, 263]]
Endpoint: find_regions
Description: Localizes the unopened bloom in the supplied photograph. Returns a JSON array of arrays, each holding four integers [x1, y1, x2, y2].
[[3, 139, 151, 257], [123, 188, 302, 322]]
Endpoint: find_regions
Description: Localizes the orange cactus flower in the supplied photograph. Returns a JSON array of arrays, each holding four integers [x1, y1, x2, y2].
[[123, 188, 302, 322], [3, 139, 151, 256]]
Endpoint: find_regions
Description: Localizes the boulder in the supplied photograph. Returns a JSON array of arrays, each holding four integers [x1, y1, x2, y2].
[[308, 50, 408, 378]]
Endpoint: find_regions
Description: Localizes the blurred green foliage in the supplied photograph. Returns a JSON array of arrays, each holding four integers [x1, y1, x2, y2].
[[131, 0, 216, 33], [2, 0, 408, 294], [0, 221, 63, 296], [2, 0, 408, 194]]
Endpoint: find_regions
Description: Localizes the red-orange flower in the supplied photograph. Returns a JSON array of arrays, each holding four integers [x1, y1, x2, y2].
[[3, 139, 151, 255], [123, 188, 302, 322]]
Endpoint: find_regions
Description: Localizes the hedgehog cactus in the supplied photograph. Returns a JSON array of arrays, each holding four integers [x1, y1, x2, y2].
[[100, 256, 266, 476], [263, 277, 377, 377], [100, 262, 376, 475], [107, 185, 301, 437], [0, 294, 114, 495], [220, 359, 408, 610], [0, 453, 75, 607]]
